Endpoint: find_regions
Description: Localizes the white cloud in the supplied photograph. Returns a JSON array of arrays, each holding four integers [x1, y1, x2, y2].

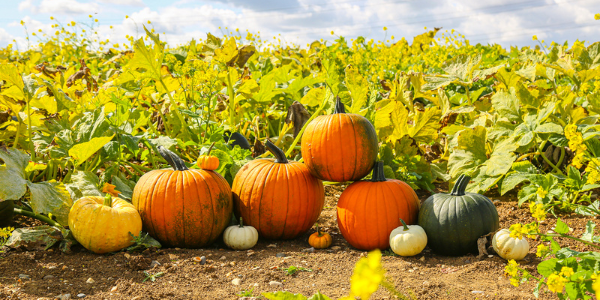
[[19, 0, 100, 15], [96, 0, 145, 7]]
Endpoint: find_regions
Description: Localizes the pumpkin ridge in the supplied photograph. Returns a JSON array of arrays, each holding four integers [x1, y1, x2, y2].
[[196, 169, 216, 246], [335, 114, 347, 180], [346, 114, 358, 180], [284, 163, 302, 238], [259, 163, 279, 238], [144, 171, 169, 238], [237, 162, 263, 228], [294, 163, 314, 237], [458, 195, 474, 253], [186, 170, 204, 246], [238, 161, 270, 231], [210, 171, 233, 244], [363, 182, 376, 250], [322, 116, 335, 181], [159, 171, 178, 246], [306, 117, 324, 179], [377, 184, 390, 249], [180, 170, 189, 247]]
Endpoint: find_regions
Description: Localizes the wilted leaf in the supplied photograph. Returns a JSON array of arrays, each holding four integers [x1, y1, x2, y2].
[[235, 45, 256, 68], [285, 101, 311, 137], [0, 147, 29, 200], [27, 181, 72, 226], [5, 226, 63, 251]]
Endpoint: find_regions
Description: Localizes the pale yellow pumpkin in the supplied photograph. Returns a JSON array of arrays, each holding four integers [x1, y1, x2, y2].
[[223, 218, 259, 250], [68, 194, 142, 254], [389, 219, 427, 256], [492, 229, 529, 261]]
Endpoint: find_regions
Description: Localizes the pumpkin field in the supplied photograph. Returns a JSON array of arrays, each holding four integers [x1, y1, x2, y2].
[[1, 17, 600, 299]]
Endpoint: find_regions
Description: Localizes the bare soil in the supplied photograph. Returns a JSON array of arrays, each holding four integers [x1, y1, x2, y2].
[[1, 184, 597, 300]]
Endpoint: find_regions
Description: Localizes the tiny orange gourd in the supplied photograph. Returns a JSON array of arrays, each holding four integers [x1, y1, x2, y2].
[[308, 225, 332, 249], [197, 142, 219, 170]]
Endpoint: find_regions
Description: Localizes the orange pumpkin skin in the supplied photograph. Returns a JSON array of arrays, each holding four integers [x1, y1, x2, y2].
[[132, 147, 233, 248], [308, 226, 332, 249], [232, 141, 325, 240], [301, 97, 378, 182], [197, 155, 219, 170], [337, 162, 420, 251]]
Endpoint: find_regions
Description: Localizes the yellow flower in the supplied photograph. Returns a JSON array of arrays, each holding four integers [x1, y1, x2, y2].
[[50, 16, 54, 20], [593, 275, 600, 298], [536, 187, 548, 199], [348, 250, 385, 300], [546, 273, 567, 293], [383, 27, 388, 31], [510, 277, 520, 287], [505, 260, 519, 277], [147, 20, 151, 24], [532, 35, 537, 40], [530, 203, 546, 221], [102, 183, 120, 197], [536, 244, 549, 257], [559, 267, 574, 278], [331, 31, 334, 35], [20, 20, 24, 25], [595, 13, 600, 20], [125, 15, 129, 19]]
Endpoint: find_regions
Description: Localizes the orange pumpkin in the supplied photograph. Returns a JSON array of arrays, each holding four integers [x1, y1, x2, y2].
[[232, 140, 324, 239], [197, 142, 219, 170], [308, 225, 332, 249], [337, 161, 420, 250], [132, 146, 233, 248], [301, 97, 378, 182]]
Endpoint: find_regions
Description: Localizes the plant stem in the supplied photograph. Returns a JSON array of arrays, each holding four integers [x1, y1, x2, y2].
[[284, 105, 324, 157], [14, 208, 62, 228], [26, 94, 34, 160], [157, 78, 173, 136], [533, 232, 600, 250], [226, 66, 237, 128], [13, 115, 21, 150]]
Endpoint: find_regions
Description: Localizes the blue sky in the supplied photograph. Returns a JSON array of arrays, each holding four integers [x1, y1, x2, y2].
[[2, 0, 600, 49]]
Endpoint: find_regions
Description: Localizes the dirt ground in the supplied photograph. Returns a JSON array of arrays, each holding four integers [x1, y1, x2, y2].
[[1, 184, 597, 300]]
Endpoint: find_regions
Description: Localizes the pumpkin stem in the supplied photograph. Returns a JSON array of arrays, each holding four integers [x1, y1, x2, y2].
[[450, 174, 471, 196], [316, 224, 323, 237], [103, 193, 113, 207], [239, 217, 244, 228], [207, 142, 216, 156], [399, 218, 409, 231], [265, 139, 288, 163], [370, 161, 386, 182], [334, 96, 346, 114], [158, 146, 189, 171]]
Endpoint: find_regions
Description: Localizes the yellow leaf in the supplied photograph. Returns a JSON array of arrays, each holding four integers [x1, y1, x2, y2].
[[214, 37, 238, 65], [69, 135, 115, 167]]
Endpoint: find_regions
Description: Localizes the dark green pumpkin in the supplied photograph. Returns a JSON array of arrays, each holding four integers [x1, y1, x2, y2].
[[0, 200, 15, 227], [418, 175, 499, 256]]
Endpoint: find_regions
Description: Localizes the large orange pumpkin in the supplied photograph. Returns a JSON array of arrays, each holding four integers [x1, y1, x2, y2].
[[232, 140, 324, 239], [337, 161, 420, 250], [301, 97, 378, 182], [132, 146, 233, 248]]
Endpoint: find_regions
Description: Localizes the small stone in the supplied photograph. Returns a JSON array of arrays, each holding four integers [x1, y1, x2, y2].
[[226, 271, 234, 277], [267, 244, 277, 248], [55, 294, 71, 300], [301, 247, 315, 253], [422, 281, 430, 287], [488, 255, 494, 258], [492, 200, 500, 204], [247, 252, 255, 257], [230, 261, 236, 266], [269, 281, 283, 287], [464, 259, 470, 264], [309, 274, 314, 278], [124, 253, 131, 259], [471, 291, 484, 294], [85, 278, 95, 284], [253, 283, 259, 287], [276, 253, 286, 258], [200, 256, 207, 265], [110, 286, 118, 292], [77, 294, 86, 298], [150, 260, 161, 268], [231, 278, 242, 285], [220, 263, 226, 267], [419, 256, 425, 261], [270, 266, 279, 270], [168, 254, 178, 261], [408, 269, 414, 273], [192, 257, 202, 262], [220, 256, 227, 260], [19, 274, 31, 280], [331, 246, 341, 251], [43, 275, 55, 280]]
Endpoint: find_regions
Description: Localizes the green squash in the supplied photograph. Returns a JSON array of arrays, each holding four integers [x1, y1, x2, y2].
[[418, 174, 499, 256], [0, 200, 15, 227]]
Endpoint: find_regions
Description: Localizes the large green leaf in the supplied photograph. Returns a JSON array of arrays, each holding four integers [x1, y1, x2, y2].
[[27, 180, 72, 226], [126, 38, 163, 80], [65, 171, 102, 200], [491, 89, 521, 122], [68, 135, 115, 167], [0, 147, 29, 200], [483, 137, 518, 177], [448, 126, 487, 178], [345, 65, 369, 113]]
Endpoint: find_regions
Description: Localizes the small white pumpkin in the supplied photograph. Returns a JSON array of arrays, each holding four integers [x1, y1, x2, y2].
[[223, 218, 259, 250], [492, 229, 529, 261], [389, 218, 427, 256]]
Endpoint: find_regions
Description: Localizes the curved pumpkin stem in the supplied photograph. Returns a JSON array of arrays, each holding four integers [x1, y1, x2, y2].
[[103, 193, 113, 207], [334, 96, 346, 114], [370, 161, 386, 182], [239, 217, 244, 228], [450, 174, 471, 196], [265, 140, 288, 163], [399, 218, 409, 231], [158, 146, 189, 171], [207, 142, 216, 156], [316, 224, 323, 237]]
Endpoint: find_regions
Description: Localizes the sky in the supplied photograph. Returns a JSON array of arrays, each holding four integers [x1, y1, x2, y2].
[[1, 0, 600, 50]]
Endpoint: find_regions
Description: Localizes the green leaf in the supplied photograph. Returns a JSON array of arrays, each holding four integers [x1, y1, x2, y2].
[[0, 147, 29, 200], [300, 87, 324, 107], [501, 171, 535, 195], [535, 123, 563, 134], [5, 225, 62, 251], [307, 292, 332, 300], [406, 107, 442, 144], [27, 180, 72, 226], [554, 218, 570, 234], [345, 65, 369, 114], [491, 89, 521, 122], [126, 38, 163, 80], [68, 135, 115, 167], [537, 259, 558, 277], [112, 174, 136, 200], [581, 221, 595, 242], [448, 126, 487, 178], [0, 63, 25, 92], [65, 171, 102, 200], [262, 291, 308, 300], [483, 137, 518, 177]]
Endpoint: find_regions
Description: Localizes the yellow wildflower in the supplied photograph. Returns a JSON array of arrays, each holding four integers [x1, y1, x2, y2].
[[536, 187, 548, 199], [505, 260, 519, 277], [546, 273, 567, 293], [536, 244, 549, 257], [559, 267, 574, 278], [530, 203, 546, 221], [595, 13, 600, 20], [593, 274, 600, 298], [532, 35, 538, 40]]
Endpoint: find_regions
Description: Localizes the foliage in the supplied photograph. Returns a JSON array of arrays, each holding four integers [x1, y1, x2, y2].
[[142, 271, 164, 282], [506, 203, 600, 299], [283, 265, 313, 276], [0, 226, 15, 248]]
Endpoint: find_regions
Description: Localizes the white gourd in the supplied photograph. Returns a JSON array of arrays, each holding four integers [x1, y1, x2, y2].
[[223, 218, 259, 250], [492, 229, 529, 261], [389, 219, 428, 257]]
